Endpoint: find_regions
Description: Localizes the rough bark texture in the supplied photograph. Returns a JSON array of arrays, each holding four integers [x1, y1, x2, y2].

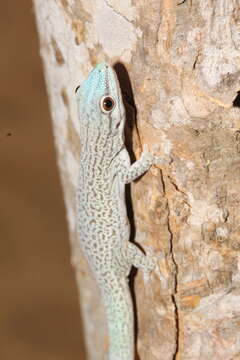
[[33, 1, 240, 359]]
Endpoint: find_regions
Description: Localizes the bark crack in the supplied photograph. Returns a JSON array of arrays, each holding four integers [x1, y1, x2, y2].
[[177, 0, 186, 5], [171, 294, 180, 360], [167, 217, 180, 360], [164, 178, 180, 360], [105, 0, 133, 24]]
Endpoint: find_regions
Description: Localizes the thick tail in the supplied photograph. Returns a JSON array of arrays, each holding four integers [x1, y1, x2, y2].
[[101, 273, 134, 360]]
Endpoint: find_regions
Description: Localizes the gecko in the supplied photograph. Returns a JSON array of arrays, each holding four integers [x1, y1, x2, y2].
[[75, 63, 168, 360]]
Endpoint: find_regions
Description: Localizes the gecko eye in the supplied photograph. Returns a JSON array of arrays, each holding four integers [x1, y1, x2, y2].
[[100, 95, 115, 113], [75, 85, 80, 94]]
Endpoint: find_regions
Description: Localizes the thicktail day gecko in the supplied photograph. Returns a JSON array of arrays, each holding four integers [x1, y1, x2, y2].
[[75, 63, 168, 360]]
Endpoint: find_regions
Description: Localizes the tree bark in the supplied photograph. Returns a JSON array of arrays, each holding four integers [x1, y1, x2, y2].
[[33, 0, 240, 359]]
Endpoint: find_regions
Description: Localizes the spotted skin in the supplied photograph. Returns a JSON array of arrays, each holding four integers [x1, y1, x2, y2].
[[76, 63, 165, 360]]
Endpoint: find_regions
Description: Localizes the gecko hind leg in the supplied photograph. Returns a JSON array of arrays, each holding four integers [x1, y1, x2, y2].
[[126, 243, 156, 271]]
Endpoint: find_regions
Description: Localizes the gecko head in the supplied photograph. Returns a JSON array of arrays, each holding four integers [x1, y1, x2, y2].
[[75, 63, 125, 139]]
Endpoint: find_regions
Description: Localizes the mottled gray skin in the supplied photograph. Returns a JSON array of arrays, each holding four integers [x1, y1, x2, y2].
[[76, 63, 164, 360]]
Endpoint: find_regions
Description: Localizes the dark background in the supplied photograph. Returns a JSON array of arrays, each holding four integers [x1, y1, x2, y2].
[[0, 1, 85, 359]]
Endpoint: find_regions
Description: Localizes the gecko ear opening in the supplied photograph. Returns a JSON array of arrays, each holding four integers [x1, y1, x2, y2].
[[75, 85, 80, 94]]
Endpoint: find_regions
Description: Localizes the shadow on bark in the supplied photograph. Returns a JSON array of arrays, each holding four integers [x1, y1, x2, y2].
[[233, 91, 240, 107], [113, 62, 143, 360]]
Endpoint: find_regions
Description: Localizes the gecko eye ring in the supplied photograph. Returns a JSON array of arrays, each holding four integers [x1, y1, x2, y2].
[[100, 95, 115, 113]]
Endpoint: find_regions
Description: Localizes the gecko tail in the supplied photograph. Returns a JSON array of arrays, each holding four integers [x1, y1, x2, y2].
[[101, 274, 134, 360]]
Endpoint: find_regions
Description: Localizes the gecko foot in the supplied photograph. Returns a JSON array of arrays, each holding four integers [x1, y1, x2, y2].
[[126, 243, 156, 271]]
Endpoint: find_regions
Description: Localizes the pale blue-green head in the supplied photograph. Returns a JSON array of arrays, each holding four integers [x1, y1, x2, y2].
[[75, 63, 125, 140]]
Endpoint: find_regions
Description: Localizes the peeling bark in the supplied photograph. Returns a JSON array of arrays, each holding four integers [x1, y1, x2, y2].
[[33, 0, 240, 359]]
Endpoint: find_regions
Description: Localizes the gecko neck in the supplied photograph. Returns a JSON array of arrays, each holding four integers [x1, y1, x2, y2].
[[80, 123, 123, 164]]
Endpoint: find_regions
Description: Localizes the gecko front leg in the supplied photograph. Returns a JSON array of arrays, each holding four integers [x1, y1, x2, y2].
[[115, 147, 170, 184], [126, 242, 155, 271]]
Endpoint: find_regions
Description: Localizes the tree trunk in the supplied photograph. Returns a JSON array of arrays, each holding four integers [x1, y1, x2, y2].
[[33, 0, 240, 359]]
